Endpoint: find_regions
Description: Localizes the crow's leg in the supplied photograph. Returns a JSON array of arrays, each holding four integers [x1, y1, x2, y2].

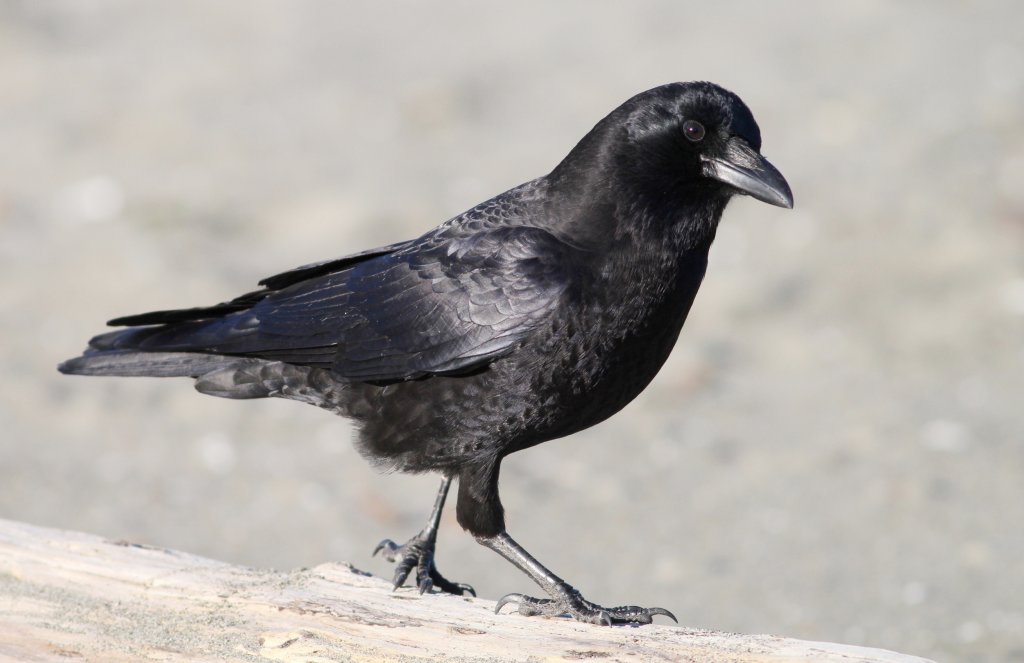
[[373, 476, 475, 595], [480, 531, 676, 626]]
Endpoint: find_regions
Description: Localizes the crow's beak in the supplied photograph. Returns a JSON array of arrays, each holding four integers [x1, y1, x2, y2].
[[701, 137, 793, 209]]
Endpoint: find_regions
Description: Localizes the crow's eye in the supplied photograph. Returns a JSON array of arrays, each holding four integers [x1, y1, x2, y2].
[[682, 120, 705, 142]]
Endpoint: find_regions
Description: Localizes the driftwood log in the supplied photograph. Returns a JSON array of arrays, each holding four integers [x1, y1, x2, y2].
[[0, 519, 933, 662]]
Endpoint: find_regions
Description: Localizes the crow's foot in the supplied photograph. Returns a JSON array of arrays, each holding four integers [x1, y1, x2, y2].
[[373, 534, 475, 596], [494, 584, 675, 626]]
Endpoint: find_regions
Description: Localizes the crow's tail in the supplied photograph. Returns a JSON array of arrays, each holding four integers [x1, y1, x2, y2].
[[58, 323, 240, 380], [57, 349, 231, 379], [58, 346, 350, 410]]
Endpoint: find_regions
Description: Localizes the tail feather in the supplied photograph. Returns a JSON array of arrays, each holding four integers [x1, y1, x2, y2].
[[58, 349, 351, 411], [193, 359, 347, 408], [58, 350, 233, 378]]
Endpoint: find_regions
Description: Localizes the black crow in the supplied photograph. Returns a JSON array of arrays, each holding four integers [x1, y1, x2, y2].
[[60, 81, 792, 625]]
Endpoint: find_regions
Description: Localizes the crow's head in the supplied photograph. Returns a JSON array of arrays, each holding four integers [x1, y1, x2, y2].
[[614, 82, 793, 210], [556, 82, 793, 218]]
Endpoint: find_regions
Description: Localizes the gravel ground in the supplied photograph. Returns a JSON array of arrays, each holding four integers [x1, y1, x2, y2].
[[2, 2, 1022, 661]]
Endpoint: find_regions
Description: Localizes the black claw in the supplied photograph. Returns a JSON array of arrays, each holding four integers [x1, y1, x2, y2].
[[428, 567, 476, 597], [418, 576, 433, 594], [495, 592, 524, 614], [600, 604, 677, 625], [373, 539, 397, 559], [649, 607, 678, 623], [391, 571, 409, 590]]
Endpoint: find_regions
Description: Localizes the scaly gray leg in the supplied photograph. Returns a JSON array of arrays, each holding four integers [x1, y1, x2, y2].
[[481, 531, 675, 626]]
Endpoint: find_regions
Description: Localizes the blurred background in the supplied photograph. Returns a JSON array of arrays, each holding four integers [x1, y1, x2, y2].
[[1, 2, 1022, 661]]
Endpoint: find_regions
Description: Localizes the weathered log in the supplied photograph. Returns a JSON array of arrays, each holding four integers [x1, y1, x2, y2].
[[0, 519, 934, 662]]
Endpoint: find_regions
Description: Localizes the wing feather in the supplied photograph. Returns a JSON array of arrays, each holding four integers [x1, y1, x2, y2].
[[105, 224, 581, 382], [95, 179, 581, 383]]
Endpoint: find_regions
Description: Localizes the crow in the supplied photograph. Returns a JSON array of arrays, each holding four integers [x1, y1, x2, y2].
[[60, 81, 792, 625]]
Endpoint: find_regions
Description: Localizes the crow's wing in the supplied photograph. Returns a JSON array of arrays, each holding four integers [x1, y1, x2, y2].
[[105, 225, 581, 383], [256, 240, 415, 290], [107, 240, 415, 326]]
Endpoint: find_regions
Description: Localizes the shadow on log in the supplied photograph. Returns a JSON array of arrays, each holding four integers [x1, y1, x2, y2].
[[0, 519, 934, 662]]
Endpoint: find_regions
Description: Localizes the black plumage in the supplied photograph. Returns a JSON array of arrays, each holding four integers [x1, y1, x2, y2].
[[60, 81, 792, 625]]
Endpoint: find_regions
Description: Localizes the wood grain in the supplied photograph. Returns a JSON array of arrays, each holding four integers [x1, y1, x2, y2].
[[0, 519, 935, 662]]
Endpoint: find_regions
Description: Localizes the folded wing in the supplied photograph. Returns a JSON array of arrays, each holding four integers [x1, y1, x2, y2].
[[90, 225, 580, 383]]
